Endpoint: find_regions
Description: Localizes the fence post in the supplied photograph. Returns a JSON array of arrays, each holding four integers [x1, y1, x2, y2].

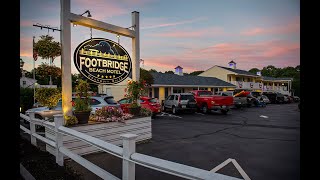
[[54, 114, 64, 166], [28, 112, 37, 146], [121, 134, 138, 180]]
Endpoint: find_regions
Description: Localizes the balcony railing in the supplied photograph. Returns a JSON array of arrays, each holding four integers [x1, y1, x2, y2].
[[231, 81, 263, 89], [231, 81, 291, 95]]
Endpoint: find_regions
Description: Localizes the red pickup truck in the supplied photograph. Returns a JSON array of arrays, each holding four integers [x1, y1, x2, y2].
[[190, 90, 234, 114]]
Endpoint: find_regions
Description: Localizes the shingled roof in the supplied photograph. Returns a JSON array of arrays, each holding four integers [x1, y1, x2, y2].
[[151, 72, 236, 87], [217, 66, 259, 76]]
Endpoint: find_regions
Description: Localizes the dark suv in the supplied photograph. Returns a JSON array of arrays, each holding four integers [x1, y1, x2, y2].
[[262, 92, 284, 104], [162, 93, 197, 114]]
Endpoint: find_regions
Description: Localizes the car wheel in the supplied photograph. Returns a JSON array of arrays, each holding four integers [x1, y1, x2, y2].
[[172, 106, 177, 114], [221, 109, 228, 115], [202, 104, 208, 114], [162, 105, 167, 112]]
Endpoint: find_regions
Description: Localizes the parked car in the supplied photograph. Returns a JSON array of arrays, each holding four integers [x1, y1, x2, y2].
[[293, 96, 300, 102], [262, 92, 284, 104], [258, 95, 270, 104], [283, 95, 294, 103], [162, 93, 197, 114], [25, 95, 120, 120], [218, 91, 249, 108], [190, 90, 234, 114], [118, 96, 161, 117]]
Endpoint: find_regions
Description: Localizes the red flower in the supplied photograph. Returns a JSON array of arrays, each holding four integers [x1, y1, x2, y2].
[[71, 100, 75, 106]]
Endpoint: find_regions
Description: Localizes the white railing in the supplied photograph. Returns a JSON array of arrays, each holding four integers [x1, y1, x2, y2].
[[231, 81, 262, 89], [20, 112, 242, 180]]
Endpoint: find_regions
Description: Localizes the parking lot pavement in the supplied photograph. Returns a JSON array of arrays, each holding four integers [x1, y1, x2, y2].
[[64, 103, 300, 180]]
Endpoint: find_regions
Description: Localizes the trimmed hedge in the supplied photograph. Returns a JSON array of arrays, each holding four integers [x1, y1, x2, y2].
[[20, 87, 34, 113]]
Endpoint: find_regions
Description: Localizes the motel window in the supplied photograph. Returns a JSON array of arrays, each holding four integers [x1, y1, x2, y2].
[[149, 88, 152, 98], [23, 81, 26, 85], [199, 87, 208, 90], [173, 88, 183, 93], [154, 88, 159, 98], [236, 77, 241, 81], [165, 87, 169, 98], [228, 76, 231, 82]]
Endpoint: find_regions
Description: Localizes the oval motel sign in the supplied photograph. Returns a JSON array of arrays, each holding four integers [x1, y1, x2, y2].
[[74, 38, 132, 85]]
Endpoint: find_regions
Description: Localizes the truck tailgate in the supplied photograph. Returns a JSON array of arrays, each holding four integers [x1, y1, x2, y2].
[[212, 96, 234, 106]]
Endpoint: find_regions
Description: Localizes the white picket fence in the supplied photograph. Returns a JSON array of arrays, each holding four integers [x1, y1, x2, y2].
[[20, 112, 242, 180]]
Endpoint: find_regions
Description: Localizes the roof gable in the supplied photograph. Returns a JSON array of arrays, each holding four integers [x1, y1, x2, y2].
[[151, 72, 235, 87]]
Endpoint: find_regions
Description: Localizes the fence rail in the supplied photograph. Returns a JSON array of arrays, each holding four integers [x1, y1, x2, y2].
[[20, 112, 242, 180]]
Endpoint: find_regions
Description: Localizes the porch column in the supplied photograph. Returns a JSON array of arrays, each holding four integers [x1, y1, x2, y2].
[[159, 87, 165, 105]]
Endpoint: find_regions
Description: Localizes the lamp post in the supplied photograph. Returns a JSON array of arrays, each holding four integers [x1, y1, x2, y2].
[[20, 58, 25, 77], [20, 58, 25, 69]]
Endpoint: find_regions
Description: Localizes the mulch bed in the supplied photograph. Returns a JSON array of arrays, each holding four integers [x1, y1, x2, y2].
[[20, 136, 83, 180]]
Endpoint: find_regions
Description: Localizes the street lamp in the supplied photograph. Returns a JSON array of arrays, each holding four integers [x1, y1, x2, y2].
[[20, 58, 25, 69]]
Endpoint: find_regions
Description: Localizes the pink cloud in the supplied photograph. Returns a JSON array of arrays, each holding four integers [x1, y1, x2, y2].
[[149, 27, 225, 38], [141, 17, 207, 29], [141, 40, 300, 72], [241, 17, 300, 36], [20, 20, 33, 27]]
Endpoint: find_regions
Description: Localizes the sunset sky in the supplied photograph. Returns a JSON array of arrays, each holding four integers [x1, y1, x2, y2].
[[20, 0, 300, 74]]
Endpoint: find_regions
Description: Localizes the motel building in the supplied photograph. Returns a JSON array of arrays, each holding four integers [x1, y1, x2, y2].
[[98, 61, 293, 103], [199, 61, 293, 95], [98, 66, 236, 103]]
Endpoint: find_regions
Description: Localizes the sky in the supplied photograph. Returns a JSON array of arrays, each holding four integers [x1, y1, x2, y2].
[[20, 0, 300, 74]]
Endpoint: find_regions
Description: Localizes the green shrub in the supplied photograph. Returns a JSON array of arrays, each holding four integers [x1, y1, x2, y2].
[[139, 108, 152, 117], [34, 88, 61, 108], [64, 115, 78, 126], [20, 87, 34, 113]]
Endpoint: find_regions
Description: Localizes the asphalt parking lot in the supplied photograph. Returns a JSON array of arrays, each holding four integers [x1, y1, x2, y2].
[[65, 103, 300, 180]]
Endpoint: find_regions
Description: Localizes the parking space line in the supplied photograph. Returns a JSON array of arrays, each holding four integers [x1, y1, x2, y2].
[[195, 112, 205, 115], [259, 115, 269, 119], [156, 112, 182, 118], [211, 158, 251, 180]]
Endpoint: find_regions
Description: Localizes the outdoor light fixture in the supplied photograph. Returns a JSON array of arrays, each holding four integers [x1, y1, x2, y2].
[[80, 10, 92, 18], [20, 58, 25, 69]]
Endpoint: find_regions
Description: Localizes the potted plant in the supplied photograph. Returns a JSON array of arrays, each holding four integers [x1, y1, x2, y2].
[[73, 79, 92, 124], [125, 80, 147, 116]]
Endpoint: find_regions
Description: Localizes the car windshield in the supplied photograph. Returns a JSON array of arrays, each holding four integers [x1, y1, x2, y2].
[[104, 97, 117, 104], [180, 95, 195, 100], [149, 98, 158, 103], [221, 92, 232, 96], [198, 91, 213, 96]]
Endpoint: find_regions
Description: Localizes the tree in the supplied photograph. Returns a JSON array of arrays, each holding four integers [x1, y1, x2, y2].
[[248, 68, 260, 75], [140, 68, 154, 85], [164, 70, 174, 74], [27, 63, 62, 86], [149, 69, 158, 73], [189, 70, 204, 76]]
